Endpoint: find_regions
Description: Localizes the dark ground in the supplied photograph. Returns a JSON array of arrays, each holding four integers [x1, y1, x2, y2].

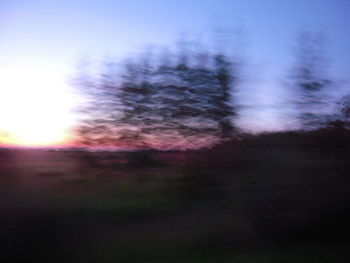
[[1, 128, 350, 262]]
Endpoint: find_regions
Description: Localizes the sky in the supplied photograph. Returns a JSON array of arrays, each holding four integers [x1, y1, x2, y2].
[[0, 0, 349, 146]]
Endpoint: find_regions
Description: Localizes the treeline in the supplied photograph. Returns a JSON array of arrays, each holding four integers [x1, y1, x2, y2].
[[75, 44, 237, 149], [74, 31, 350, 149]]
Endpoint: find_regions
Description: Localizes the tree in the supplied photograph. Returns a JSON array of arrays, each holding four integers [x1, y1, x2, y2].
[[74, 41, 239, 150], [73, 59, 122, 146], [213, 54, 235, 138], [328, 94, 350, 129], [117, 56, 157, 148], [147, 47, 237, 148], [339, 95, 350, 124], [291, 31, 332, 130]]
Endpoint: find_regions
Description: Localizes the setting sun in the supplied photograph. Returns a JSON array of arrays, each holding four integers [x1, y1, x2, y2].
[[0, 67, 74, 146]]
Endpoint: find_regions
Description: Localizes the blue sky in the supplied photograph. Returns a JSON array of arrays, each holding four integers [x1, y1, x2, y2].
[[0, 0, 349, 144]]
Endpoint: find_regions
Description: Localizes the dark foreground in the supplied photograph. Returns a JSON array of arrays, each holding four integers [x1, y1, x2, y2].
[[1, 129, 350, 262]]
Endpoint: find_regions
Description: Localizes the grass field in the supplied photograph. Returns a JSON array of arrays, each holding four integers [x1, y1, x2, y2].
[[1, 129, 350, 262]]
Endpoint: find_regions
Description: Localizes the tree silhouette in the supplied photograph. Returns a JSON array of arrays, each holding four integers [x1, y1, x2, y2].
[[74, 41, 239, 149], [117, 56, 157, 148], [328, 94, 350, 129], [293, 31, 332, 130], [74, 59, 121, 146], [291, 31, 332, 130], [213, 54, 235, 138], [339, 95, 350, 124]]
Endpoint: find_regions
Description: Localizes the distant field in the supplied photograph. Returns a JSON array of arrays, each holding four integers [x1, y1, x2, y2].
[[1, 130, 350, 262]]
